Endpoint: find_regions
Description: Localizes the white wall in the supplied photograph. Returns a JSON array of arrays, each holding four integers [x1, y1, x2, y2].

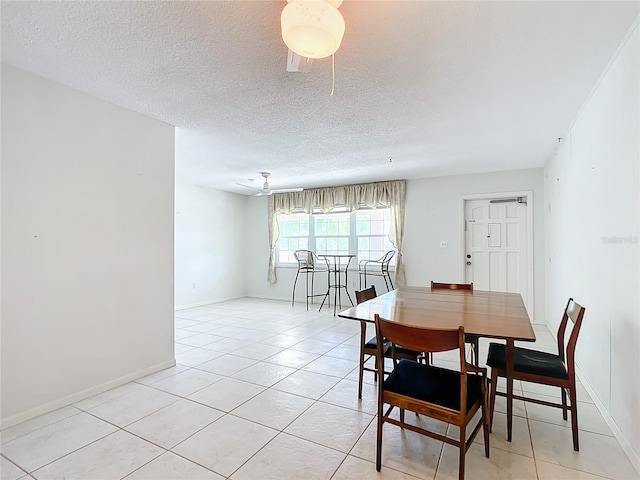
[[404, 169, 545, 322], [245, 168, 545, 322], [1, 65, 175, 426], [175, 183, 247, 308], [544, 23, 639, 469]]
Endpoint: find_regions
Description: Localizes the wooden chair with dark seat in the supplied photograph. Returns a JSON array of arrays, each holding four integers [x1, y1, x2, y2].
[[358, 250, 396, 292], [430, 281, 479, 365], [355, 286, 421, 399], [374, 314, 490, 480], [486, 298, 586, 451]]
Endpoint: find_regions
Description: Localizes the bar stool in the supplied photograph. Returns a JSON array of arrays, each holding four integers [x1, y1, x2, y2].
[[358, 250, 396, 292], [292, 250, 329, 310]]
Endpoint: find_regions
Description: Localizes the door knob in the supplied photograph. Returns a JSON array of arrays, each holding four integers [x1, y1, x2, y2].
[[466, 261, 472, 266]]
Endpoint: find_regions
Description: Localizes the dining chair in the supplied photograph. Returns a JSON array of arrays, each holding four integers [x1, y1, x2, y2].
[[358, 250, 396, 292], [486, 298, 586, 450], [430, 281, 479, 365], [374, 314, 490, 480], [292, 250, 329, 310], [355, 286, 421, 399]]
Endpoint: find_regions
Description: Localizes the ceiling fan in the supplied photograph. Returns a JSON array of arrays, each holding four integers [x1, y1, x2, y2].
[[236, 172, 303, 196]]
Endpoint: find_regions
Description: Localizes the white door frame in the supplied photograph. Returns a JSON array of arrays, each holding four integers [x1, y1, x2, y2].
[[459, 190, 534, 320]]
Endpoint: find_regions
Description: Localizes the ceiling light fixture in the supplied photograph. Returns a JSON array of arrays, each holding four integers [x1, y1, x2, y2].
[[281, 0, 345, 59]]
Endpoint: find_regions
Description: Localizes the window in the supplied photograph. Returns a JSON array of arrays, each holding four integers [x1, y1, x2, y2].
[[277, 213, 309, 264], [355, 209, 395, 266], [277, 207, 394, 268]]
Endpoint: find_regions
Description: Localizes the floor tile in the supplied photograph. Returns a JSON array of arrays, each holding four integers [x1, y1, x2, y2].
[[32, 430, 163, 480], [536, 459, 615, 479], [231, 361, 296, 387], [272, 370, 341, 400], [319, 378, 378, 415], [260, 334, 304, 348], [175, 347, 224, 367], [284, 401, 373, 453], [435, 443, 537, 480], [149, 368, 223, 397], [123, 452, 224, 479], [0, 406, 81, 445], [302, 355, 359, 378], [1, 412, 117, 472], [230, 432, 345, 480], [230, 343, 284, 361], [263, 348, 320, 368], [125, 399, 224, 449], [73, 382, 151, 410], [87, 384, 179, 427], [135, 365, 189, 385], [289, 338, 340, 355], [332, 455, 423, 479], [351, 420, 444, 479], [529, 419, 639, 479], [188, 378, 265, 412], [231, 389, 314, 430], [1, 456, 27, 480], [325, 343, 360, 361], [3, 298, 637, 480], [524, 397, 612, 436], [195, 354, 258, 376], [172, 414, 277, 477]]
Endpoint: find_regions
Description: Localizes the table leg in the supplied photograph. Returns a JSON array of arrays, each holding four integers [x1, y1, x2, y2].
[[506, 338, 515, 442]]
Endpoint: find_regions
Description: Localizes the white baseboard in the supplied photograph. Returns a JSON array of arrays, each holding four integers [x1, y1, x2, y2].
[[175, 295, 246, 311], [543, 322, 640, 475], [0, 359, 176, 430], [574, 364, 640, 475]]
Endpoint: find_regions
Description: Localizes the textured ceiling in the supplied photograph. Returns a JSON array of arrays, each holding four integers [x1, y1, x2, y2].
[[2, 1, 638, 194]]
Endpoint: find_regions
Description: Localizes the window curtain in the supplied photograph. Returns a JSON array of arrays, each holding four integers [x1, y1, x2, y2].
[[267, 180, 407, 286]]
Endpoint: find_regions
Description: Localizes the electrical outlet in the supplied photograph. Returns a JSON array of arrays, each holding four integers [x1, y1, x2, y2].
[[440, 241, 448, 248], [192, 282, 197, 289]]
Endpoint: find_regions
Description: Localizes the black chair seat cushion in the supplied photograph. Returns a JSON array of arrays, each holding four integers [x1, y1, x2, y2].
[[486, 343, 569, 380], [383, 360, 483, 413], [365, 337, 420, 358]]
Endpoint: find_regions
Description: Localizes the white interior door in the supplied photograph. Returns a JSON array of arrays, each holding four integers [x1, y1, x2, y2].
[[464, 197, 531, 313]]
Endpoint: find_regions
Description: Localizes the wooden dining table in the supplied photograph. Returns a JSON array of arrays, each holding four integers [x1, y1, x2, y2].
[[337, 286, 536, 442]]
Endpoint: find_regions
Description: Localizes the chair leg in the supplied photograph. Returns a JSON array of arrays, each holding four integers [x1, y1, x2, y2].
[[292, 270, 300, 306], [489, 368, 498, 433], [561, 386, 568, 420], [358, 322, 366, 399], [376, 402, 383, 471], [569, 384, 580, 451], [482, 384, 490, 458], [458, 423, 466, 480], [387, 272, 394, 290]]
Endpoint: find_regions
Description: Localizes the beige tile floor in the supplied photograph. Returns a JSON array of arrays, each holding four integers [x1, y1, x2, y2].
[[1, 298, 638, 480]]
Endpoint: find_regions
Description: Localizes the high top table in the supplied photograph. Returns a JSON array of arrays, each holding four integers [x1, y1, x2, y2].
[[318, 254, 355, 316], [337, 286, 536, 442]]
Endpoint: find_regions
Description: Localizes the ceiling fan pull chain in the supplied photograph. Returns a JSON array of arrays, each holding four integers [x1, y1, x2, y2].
[[330, 53, 336, 96]]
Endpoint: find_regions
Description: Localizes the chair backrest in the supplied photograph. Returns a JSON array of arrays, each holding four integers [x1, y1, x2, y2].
[[294, 249, 314, 269], [374, 314, 470, 413], [375, 314, 464, 356], [356, 285, 377, 304], [378, 250, 396, 265], [431, 281, 473, 292], [557, 298, 586, 374]]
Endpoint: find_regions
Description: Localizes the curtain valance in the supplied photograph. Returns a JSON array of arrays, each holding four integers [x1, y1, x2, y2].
[[267, 180, 407, 287]]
